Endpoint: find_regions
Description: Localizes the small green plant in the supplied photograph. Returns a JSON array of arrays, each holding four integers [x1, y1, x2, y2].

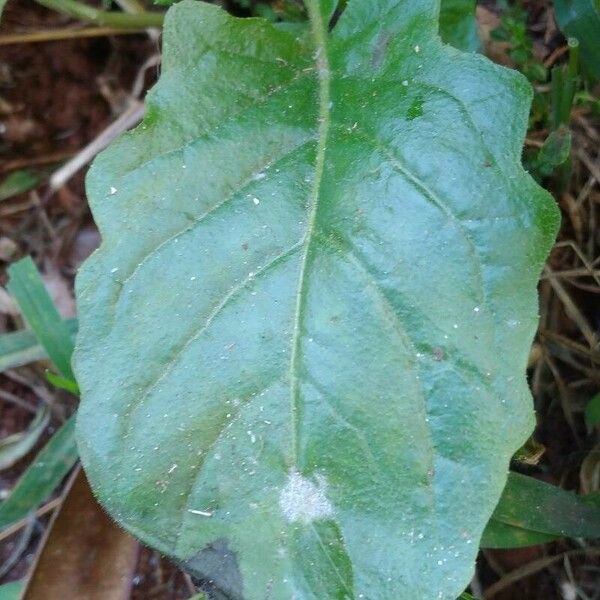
[[491, 3, 547, 82]]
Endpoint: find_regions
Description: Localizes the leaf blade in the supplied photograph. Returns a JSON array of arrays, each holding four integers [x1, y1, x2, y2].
[[585, 392, 600, 427], [554, 0, 600, 80], [0, 170, 40, 202], [7, 257, 75, 380], [0, 406, 50, 471], [0, 319, 78, 374], [75, 1, 559, 598], [483, 472, 600, 548], [0, 416, 78, 530]]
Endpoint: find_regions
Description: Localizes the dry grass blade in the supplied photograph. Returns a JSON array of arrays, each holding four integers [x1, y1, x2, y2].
[[0, 498, 61, 545], [22, 467, 140, 600], [484, 549, 600, 598], [576, 148, 600, 185], [543, 266, 598, 349], [0, 27, 151, 46]]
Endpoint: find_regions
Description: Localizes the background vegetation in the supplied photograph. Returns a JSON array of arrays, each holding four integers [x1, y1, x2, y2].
[[0, 0, 598, 598]]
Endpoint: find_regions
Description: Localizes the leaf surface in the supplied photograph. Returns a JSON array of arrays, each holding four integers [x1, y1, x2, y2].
[[75, 1, 559, 598], [0, 581, 24, 600]]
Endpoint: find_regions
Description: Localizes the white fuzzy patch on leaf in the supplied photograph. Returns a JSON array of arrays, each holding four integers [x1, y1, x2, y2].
[[279, 471, 334, 523]]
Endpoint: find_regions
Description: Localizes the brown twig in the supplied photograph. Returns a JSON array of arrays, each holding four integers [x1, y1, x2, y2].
[[49, 101, 144, 192]]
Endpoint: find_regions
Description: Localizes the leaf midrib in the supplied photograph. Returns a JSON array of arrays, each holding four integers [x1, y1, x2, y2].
[[289, 0, 332, 468]]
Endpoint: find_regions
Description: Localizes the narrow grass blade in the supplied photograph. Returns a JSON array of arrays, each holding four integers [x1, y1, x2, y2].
[[45, 371, 79, 395], [585, 392, 600, 427], [0, 319, 77, 374], [7, 257, 75, 380], [481, 519, 559, 549], [0, 170, 40, 202], [0, 581, 24, 600], [0, 406, 50, 470], [0, 416, 78, 529]]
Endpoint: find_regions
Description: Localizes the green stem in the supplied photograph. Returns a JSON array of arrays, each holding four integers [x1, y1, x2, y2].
[[567, 37, 580, 82], [36, 0, 164, 28], [559, 38, 580, 127]]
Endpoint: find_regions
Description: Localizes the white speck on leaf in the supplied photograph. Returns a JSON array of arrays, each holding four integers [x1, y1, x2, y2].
[[109, 186, 117, 195], [252, 197, 260, 205], [280, 471, 333, 523], [188, 509, 212, 517]]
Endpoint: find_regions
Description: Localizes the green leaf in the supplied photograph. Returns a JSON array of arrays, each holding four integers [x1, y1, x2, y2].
[[554, 0, 600, 80], [585, 392, 600, 427], [481, 472, 600, 548], [481, 518, 559, 548], [535, 127, 573, 177], [0, 170, 40, 202], [0, 416, 78, 529], [75, 1, 559, 598], [0, 406, 50, 471], [439, 0, 479, 51], [0, 581, 24, 600], [0, 318, 78, 374], [7, 257, 75, 381]]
